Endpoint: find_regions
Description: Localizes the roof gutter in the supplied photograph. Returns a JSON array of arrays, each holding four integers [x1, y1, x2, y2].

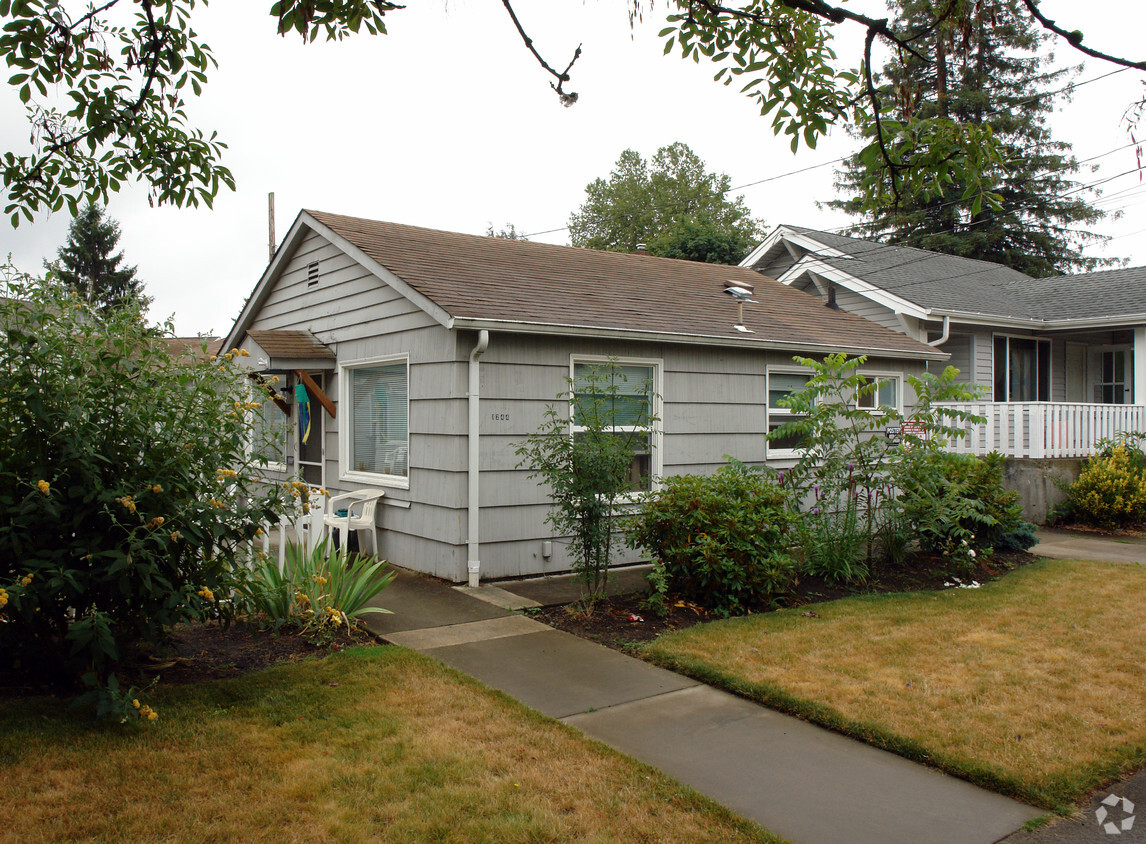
[[467, 329, 489, 588], [928, 315, 950, 347], [445, 317, 948, 361], [925, 308, 1146, 332]]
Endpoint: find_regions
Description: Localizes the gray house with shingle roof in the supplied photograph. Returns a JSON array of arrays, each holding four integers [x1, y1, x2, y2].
[[224, 210, 947, 583], [742, 226, 1146, 458]]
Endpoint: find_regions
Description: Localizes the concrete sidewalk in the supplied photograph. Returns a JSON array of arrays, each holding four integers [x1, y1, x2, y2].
[[366, 568, 1041, 844], [1033, 527, 1146, 565]]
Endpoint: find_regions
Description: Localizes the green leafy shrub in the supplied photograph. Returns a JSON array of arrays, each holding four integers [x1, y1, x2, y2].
[[238, 540, 394, 640], [516, 360, 656, 601], [894, 451, 1035, 570], [769, 354, 986, 581], [0, 269, 294, 699], [627, 464, 797, 616], [1065, 444, 1146, 529]]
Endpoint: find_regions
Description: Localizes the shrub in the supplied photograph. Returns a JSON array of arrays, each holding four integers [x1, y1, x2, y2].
[[1065, 444, 1146, 529], [627, 464, 797, 616], [240, 540, 395, 640], [894, 451, 1035, 569], [516, 360, 656, 601], [0, 269, 294, 698], [769, 354, 986, 581]]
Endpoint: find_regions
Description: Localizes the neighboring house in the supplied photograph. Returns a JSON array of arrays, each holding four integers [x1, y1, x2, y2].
[[224, 210, 945, 583], [742, 226, 1146, 458]]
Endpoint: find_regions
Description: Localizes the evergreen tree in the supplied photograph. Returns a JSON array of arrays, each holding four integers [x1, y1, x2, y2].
[[47, 204, 146, 311], [827, 0, 1115, 277], [569, 142, 765, 264]]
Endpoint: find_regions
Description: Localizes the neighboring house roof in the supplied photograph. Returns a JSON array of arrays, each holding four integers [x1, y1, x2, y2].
[[160, 336, 223, 360], [226, 211, 944, 361], [1021, 266, 1146, 321], [743, 225, 1146, 327]]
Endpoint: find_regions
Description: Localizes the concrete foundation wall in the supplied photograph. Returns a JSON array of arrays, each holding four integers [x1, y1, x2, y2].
[[1001, 457, 1082, 525]]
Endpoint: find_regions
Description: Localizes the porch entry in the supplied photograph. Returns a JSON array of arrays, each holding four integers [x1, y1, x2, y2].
[[297, 372, 325, 486]]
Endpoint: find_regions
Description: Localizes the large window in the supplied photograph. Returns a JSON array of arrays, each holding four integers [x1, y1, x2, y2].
[[341, 356, 409, 484], [994, 336, 1049, 402], [571, 359, 658, 492], [767, 369, 811, 456]]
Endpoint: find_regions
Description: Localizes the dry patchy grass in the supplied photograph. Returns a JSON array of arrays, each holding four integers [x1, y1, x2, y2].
[[644, 559, 1146, 811], [1, 646, 781, 844]]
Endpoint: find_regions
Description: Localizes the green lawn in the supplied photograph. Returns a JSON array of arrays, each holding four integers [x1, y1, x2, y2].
[[2, 646, 782, 843], [643, 558, 1146, 812]]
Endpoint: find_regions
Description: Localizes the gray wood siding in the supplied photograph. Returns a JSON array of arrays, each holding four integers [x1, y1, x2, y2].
[[833, 288, 906, 333], [939, 334, 973, 386]]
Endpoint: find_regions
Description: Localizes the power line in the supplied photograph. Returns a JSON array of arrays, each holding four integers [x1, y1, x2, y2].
[[522, 64, 1140, 241]]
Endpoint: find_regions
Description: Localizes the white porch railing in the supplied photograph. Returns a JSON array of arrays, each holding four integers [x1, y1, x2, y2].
[[934, 402, 1146, 458]]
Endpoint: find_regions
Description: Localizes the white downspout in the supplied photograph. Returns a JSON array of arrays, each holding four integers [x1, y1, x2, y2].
[[467, 330, 489, 587], [928, 315, 951, 347]]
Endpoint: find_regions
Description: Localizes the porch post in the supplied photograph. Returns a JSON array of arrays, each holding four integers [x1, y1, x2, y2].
[[1135, 326, 1146, 405]]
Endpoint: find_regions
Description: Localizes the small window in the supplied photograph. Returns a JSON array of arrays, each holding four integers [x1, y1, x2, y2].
[[341, 357, 409, 484], [767, 370, 812, 455], [250, 375, 291, 470], [571, 360, 657, 493], [307, 261, 320, 287], [855, 375, 899, 412]]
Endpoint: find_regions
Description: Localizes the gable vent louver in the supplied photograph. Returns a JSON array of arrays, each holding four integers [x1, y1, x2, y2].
[[307, 261, 320, 287]]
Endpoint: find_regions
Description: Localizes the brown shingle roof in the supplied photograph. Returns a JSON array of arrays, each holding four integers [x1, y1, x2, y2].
[[307, 211, 942, 358], [247, 329, 335, 360], [160, 336, 223, 360]]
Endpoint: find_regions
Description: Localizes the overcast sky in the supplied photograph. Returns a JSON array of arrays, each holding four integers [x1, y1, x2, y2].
[[1, 0, 1143, 336]]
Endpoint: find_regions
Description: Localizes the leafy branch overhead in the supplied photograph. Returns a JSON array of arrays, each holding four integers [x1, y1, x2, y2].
[[1, 0, 1143, 224]]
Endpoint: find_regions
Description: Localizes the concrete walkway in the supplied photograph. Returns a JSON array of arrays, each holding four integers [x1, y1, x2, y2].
[[1033, 527, 1146, 565], [365, 568, 1041, 844]]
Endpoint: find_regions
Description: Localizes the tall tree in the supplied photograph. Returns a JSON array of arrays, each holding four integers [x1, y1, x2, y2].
[[827, 0, 1115, 277], [47, 204, 145, 311], [0, 1, 1139, 225], [569, 142, 765, 264]]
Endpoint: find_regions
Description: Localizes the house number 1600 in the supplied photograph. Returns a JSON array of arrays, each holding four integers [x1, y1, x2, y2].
[[490, 413, 510, 422]]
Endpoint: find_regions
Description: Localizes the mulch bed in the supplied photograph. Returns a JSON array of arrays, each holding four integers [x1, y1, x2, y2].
[[156, 621, 377, 685], [533, 550, 1040, 653]]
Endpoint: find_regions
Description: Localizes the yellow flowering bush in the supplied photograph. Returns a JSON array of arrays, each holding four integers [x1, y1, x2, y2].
[[0, 267, 296, 712], [1066, 444, 1146, 529]]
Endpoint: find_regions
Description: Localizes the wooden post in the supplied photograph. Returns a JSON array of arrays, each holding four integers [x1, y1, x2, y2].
[[268, 192, 276, 263]]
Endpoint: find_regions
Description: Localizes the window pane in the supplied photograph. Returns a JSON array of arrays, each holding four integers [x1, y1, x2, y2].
[[768, 420, 808, 451], [994, 336, 1007, 401], [878, 378, 897, 407], [769, 372, 810, 408], [251, 385, 290, 465], [1037, 340, 1050, 402], [573, 430, 651, 492], [573, 363, 652, 428], [1009, 338, 1037, 402], [349, 363, 408, 477]]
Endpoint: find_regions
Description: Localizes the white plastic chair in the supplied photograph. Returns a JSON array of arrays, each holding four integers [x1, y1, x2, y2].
[[323, 489, 385, 556], [266, 489, 328, 571]]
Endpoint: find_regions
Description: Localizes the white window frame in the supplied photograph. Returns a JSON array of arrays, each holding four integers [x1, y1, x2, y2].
[[766, 366, 814, 461], [248, 372, 290, 473], [339, 353, 410, 489], [854, 370, 902, 415], [569, 354, 663, 497]]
